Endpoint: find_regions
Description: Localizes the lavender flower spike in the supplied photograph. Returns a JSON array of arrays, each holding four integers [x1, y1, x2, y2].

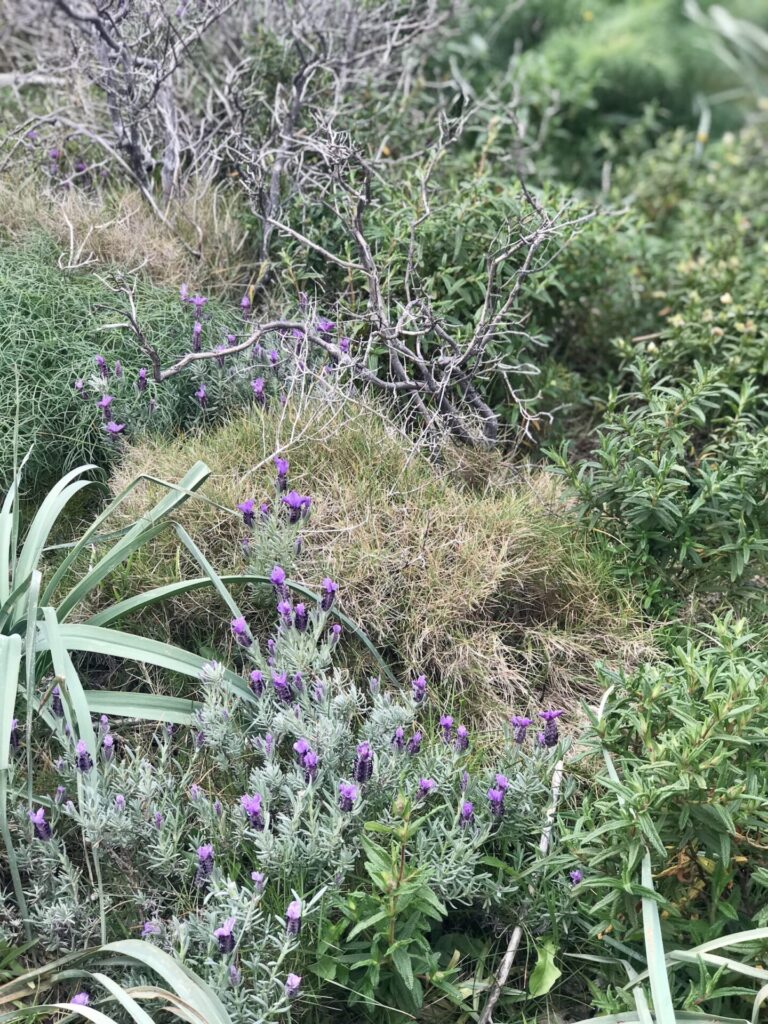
[[510, 715, 533, 744], [439, 715, 454, 742], [71, 993, 90, 1006], [51, 685, 64, 717], [284, 973, 302, 999], [214, 916, 236, 953], [418, 777, 437, 799], [28, 807, 52, 840], [487, 787, 505, 818], [237, 499, 256, 526], [539, 709, 564, 748], [411, 675, 427, 703], [320, 577, 338, 612], [241, 792, 265, 830], [460, 801, 475, 828], [353, 741, 373, 783], [75, 739, 93, 772], [406, 730, 422, 755], [455, 725, 469, 752], [230, 617, 252, 647], [338, 781, 358, 811], [285, 899, 302, 936]]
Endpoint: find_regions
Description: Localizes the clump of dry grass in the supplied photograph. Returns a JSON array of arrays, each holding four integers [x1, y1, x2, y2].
[[0, 175, 249, 290], [106, 400, 651, 717]]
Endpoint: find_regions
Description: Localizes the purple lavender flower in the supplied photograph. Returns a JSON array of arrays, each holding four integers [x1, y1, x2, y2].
[[241, 792, 265, 830], [418, 777, 436, 799], [75, 740, 93, 772], [196, 844, 214, 885], [269, 349, 279, 366], [392, 727, 405, 751], [303, 750, 319, 782], [285, 900, 302, 936], [411, 675, 427, 703], [9, 718, 19, 752], [237, 499, 256, 526], [277, 599, 293, 622], [570, 869, 583, 885], [487, 787, 505, 818], [74, 378, 86, 396], [105, 421, 126, 436], [439, 715, 454, 742], [28, 807, 52, 840], [115, 794, 125, 811], [240, 294, 251, 312], [455, 725, 469, 752], [460, 801, 475, 828], [137, 367, 148, 392], [249, 670, 264, 696], [274, 456, 289, 491], [214, 916, 236, 954], [71, 992, 90, 1006], [270, 565, 287, 596], [260, 501, 271, 521], [282, 490, 309, 524], [190, 294, 207, 317], [192, 320, 203, 352], [97, 394, 114, 412], [231, 617, 252, 647], [539, 709, 564, 748], [55, 785, 66, 804], [98, 714, 109, 734], [195, 383, 207, 408], [189, 784, 203, 802], [293, 738, 310, 763], [102, 734, 114, 762], [214, 799, 223, 817], [215, 344, 228, 367], [153, 812, 165, 829], [94, 354, 108, 377], [329, 623, 342, 646], [510, 716, 533, 744], [294, 603, 308, 631], [320, 578, 338, 612], [51, 685, 64, 717], [495, 774, 509, 793], [316, 316, 335, 333], [353, 741, 373, 784], [251, 377, 266, 403], [142, 921, 161, 936], [272, 671, 291, 703], [284, 973, 302, 999], [339, 336, 350, 354], [251, 870, 266, 892], [406, 731, 422, 755], [338, 781, 358, 811]]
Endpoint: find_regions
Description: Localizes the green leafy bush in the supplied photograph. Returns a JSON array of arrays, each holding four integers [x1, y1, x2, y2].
[[550, 365, 768, 608], [568, 616, 768, 992]]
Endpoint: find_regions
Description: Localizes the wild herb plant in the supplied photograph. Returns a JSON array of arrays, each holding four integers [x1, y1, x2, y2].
[[550, 365, 768, 609], [565, 615, 768, 1011]]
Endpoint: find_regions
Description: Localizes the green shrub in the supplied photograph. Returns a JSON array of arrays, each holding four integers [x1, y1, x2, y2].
[[550, 364, 768, 609], [566, 616, 768, 1011]]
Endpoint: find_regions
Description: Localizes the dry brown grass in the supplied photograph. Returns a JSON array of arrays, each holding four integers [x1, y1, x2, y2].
[[0, 175, 250, 290], [103, 400, 652, 720]]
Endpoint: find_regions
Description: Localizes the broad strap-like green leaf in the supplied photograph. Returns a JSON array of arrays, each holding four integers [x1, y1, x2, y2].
[[640, 852, 676, 1024], [46, 461, 211, 617], [82, 692, 196, 725], [35, 621, 252, 706], [86, 574, 398, 686], [0, 450, 31, 606], [43, 608, 98, 759]]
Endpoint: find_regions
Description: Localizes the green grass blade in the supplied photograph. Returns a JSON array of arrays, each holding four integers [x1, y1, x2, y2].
[[90, 972, 156, 1024], [0, 451, 31, 605], [82, 692, 196, 725], [685, 928, 768, 955], [101, 941, 231, 1024], [668, 950, 768, 982], [42, 608, 98, 758], [86, 574, 398, 685], [0, 633, 29, 936], [641, 852, 676, 1024], [44, 462, 211, 612], [37, 622, 252, 705], [13, 467, 95, 618]]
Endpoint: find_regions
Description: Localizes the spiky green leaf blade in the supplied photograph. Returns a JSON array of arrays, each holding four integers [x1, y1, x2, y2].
[[101, 941, 231, 1024], [86, 575, 397, 685], [90, 973, 156, 1024], [49, 462, 211, 617], [82, 692, 196, 725], [42, 609, 98, 757], [641, 852, 676, 1024]]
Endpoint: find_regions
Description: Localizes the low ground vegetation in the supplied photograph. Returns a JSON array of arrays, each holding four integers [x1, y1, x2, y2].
[[1, 1, 768, 1022]]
